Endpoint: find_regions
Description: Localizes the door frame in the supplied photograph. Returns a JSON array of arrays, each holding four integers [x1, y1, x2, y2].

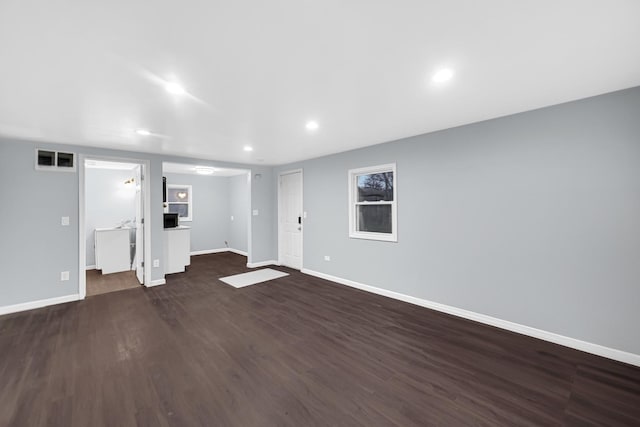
[[78, 155, 152, 298], [277, 169, 303, 269]]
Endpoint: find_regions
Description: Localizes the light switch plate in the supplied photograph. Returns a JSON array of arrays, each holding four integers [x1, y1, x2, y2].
[[252, 210, 259, 216], [61, 216, 70, 226], [60, 271, 70, 281]]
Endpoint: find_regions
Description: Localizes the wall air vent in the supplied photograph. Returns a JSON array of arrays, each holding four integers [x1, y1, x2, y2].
[[35, 149, 76, 172]]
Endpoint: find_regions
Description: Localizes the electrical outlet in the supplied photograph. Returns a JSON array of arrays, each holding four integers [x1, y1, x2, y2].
[[60, 271, 70, 281], [303, 212, 307, 218], [153, 259, 160, 268], [252, 209, 259, 216], [324, 256, 331, 261], [61, 216, 70, 226], [230, 215, 234, 221]]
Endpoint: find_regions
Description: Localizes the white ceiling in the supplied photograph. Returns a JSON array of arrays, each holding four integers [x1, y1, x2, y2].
[[1, 1, 639, 165], [163, 162, 247, 177]]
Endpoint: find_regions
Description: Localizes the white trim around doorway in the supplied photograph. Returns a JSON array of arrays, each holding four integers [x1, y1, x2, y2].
[[78, 155, 153, 299]]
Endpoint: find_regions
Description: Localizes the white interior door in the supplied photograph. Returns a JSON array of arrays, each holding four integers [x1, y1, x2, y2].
[[134, 165, 144, 284], [279, 171, 303, 269]]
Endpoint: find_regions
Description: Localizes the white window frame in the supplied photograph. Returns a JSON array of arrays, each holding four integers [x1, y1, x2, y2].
[[167, 184, 193, 222], [348, 163, 397, 242]]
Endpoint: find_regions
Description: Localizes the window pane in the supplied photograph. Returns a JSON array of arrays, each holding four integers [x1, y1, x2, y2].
[[168, 188, 190, 203], [168, 203, 189, 218], [357, 205, 392, 233], [357, 172, 393, 202]]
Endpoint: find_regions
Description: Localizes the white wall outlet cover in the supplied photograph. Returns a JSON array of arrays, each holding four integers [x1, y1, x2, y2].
[[61, 216, 70, 226], [303, 212, 307, 218], [230, 215, 234, 221], [252, 210, 259, 216], [60, 271, 70, 281], [324, 256, 331, 261], [153, 259, 160, 268]]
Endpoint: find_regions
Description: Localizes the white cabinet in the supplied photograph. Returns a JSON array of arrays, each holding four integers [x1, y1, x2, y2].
[[163, 226, 191, 274], [95, 228, 131, 274]]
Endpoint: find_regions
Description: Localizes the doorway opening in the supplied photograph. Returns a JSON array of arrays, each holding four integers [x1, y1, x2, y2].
[[278, 169, 303, 270], [161, 162, 251, 273], [79, 157, 151, 297]]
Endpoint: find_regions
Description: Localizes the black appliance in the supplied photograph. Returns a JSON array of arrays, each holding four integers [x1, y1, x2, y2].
[[163, 177, 167, 203], [163, 213, 179, 228]]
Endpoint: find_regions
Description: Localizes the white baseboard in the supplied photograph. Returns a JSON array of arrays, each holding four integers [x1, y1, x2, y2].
[[247, 260, 279, 268], [301, 268, 640, 367], [191, 248, 248, 257], [85, 265, 96, 270], [0, 294, 82, 316], [146, 279, 166, 287], [229, 248, 248, 256], [190, 248, 228, 256]]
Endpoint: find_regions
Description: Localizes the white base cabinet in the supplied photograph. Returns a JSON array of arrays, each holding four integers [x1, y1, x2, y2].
[[163, 226, 191, 274], [95, 228, 131, 274]]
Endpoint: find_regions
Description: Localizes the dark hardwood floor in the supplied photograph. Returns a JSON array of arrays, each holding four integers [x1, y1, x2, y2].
[[1, 252, 639, 426], [86, 269, 141, 297]]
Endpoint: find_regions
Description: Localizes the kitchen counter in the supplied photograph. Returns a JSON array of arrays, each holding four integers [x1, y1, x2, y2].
[[163, 225, 191, 230]]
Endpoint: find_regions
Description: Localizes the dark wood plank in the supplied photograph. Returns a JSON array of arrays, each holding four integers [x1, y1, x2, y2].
[[86, 269, 141, 297], [1, 252, 639, 426]]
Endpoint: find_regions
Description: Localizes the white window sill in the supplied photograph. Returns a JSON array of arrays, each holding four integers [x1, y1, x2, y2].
[[349, 232, 397, 242]]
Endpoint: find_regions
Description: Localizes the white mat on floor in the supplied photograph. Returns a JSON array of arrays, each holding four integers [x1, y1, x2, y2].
[[219, 268, 289, 288]]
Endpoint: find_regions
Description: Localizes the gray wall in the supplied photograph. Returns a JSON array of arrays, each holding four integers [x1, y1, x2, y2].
[[275, 87, 640, 355], [250, 169, 275, 263], [228, 173, 250, 253], [0, 142, 79, 304], [0, 139, 276, 307], [163, 172, 230, 252], [85, 168, 137, 267]]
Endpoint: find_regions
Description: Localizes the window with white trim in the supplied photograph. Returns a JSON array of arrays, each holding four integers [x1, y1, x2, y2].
[[167, 184, 193, 221], [348, 163, 397, 242]]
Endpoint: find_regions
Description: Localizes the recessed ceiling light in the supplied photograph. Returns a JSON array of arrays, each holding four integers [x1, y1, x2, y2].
[[243, 146, 253, 152], [165, 81, 186, 95], [195, 166, 215, 175], [432, 68, 454, 83], [136, 129, 151, 136], [306, 120, 319, 131]]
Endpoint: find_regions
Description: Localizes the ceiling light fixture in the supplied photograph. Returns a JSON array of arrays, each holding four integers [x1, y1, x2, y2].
[[165, 81, 186, 95], [432, 68, 454, 83], [195, 166, 215, 175], [243, 146, 253, 152], [136, 129, 151, 136], [306, 120, 319, 131]]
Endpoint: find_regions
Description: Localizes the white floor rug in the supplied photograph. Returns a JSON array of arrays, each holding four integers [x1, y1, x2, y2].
[[219, 268, 289, 288]]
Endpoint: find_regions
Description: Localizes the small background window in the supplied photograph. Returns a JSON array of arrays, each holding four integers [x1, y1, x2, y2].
[[167, 184, 193, 221]]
